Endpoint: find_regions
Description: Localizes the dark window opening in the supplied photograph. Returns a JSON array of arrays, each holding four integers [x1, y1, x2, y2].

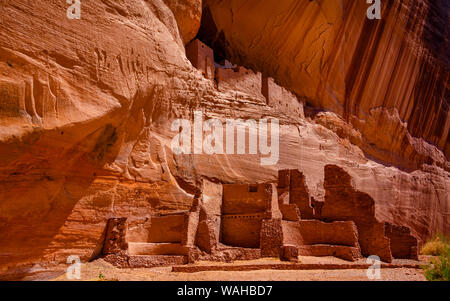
[[249, 185, 258, 193]]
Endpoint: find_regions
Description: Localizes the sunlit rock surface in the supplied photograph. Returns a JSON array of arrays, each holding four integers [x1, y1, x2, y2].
[[0, 0, 448, 277], [202, 0, 449, 171]]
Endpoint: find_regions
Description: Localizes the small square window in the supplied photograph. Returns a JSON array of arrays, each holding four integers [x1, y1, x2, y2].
[[249, 185, 258, 192]]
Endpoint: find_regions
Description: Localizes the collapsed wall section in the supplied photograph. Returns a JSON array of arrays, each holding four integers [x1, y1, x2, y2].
[[385, 223, 419, 260], [322, 165, 393, 262], [277, 170, 314, 219]]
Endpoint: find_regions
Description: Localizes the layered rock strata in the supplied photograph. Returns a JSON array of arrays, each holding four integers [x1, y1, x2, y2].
[[0, 0, 448, 277], [201, 0, 450, 171]]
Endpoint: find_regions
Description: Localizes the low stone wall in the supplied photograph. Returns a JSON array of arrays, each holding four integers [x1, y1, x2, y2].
[[105, 254, 188, 268], [128, 242, 188, 256], [297, 245, 362, 261], [298, 220, 359, 247], [171, 261, 421, 273], [281, 219, 361, 261]]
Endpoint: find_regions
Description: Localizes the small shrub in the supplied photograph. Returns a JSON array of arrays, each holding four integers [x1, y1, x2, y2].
[[421, 234, 449, 256], [422, 247, 449, 281], [96, 272, 118, 281], [98, 272, 105, 280]]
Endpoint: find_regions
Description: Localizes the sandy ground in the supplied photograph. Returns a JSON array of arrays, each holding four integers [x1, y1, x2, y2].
[[48, 256, 427, 281]]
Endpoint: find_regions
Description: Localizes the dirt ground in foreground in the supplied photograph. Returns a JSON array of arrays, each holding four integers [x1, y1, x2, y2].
[[50, 256, 427, 281]]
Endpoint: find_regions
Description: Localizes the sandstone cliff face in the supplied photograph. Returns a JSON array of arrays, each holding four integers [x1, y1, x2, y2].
[[0, 0, 203, 274], [164, 0, 202, 44], [202, 0, 450, 171], [0, 0, 448, 277]]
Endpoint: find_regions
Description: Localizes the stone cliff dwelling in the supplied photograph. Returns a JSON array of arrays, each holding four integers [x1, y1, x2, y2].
[[186, 39, 304, 118], [102, 165, 419, 268], [98, 38, 419, 269]]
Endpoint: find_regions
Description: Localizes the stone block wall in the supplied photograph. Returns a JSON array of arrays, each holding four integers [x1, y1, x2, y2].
[[221, 183, 280, 248], [216, 66, 265, 102], [221, 213, 264, 248], [222, 183, 272, 214], [260, 219, 283, 257], [385, 222, 419, 260], [321, 165, 393, 262], [298, 220, 359, 247], [262, 76, 304, 118], [277, 169, 314, 219], [281, 221, 303, 246], [185, 39, 215, 79], [100, 167, 419, 266]]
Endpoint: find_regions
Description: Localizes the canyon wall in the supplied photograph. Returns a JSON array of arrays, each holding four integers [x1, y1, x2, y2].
[[0, 0, 448, 277], [202, 0, 449, 171]]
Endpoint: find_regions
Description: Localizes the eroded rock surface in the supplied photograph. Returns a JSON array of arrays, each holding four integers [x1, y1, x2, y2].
[[0, 0, 448, 277], [202, 0, 450, 171]]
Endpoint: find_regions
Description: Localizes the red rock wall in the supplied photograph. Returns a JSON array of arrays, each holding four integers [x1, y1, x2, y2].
[[203, 0, 450, 171], [164, 0, 202, 44], [0, 0, 447, 276]]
